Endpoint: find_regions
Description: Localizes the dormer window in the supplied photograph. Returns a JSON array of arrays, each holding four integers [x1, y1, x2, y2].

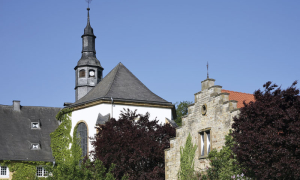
[[31, 122, 40, 129], [31, 143, 40, 150], [89, 70, 95, 77], [79, 69, 86, 78]]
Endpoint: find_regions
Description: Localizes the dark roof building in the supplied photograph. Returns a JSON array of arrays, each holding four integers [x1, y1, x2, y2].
[[70, 62, 172, 108], [0, 101, 61, 162]]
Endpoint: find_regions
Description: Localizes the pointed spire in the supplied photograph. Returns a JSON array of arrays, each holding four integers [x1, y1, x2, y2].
[[84, 8, 94, 35], [87, 8, 90, 26], [76, 7, 102, 69]]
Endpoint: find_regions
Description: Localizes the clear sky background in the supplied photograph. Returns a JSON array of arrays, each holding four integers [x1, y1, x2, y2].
[[0, 0, 299, 108]]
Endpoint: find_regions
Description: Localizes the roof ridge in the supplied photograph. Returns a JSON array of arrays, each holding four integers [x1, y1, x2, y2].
[[0, 104, 61, 108], [103, 62, 121, 97], [121, 63, 168, 102], [222, 89, 253, 95], [76, 63, 120, 102]]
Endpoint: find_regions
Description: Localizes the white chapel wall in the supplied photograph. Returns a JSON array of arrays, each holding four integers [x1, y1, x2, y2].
[[71, 103, 173, 153]]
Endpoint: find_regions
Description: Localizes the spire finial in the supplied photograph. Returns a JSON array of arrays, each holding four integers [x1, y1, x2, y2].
[[207, 62, 209, 79], [85, 0, 92, 8], [85, 0, 92, 26]]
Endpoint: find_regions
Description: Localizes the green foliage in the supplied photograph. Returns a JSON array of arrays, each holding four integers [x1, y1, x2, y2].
[[0, 109, 73, 180], [178, 133, 198, 180], [0, 160, 50, 180], [78, 159, 124, 180], [201, 130, 243, 180], [50, 108, 73, 164], [175, 101, 193, 126], [48, 108, 120, 180], [1, 108, 119, 180]]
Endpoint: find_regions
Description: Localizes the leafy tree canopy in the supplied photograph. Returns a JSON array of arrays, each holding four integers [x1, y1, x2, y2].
[[175, 101, 193, 126], [92, 109, 176, 180], [232, 81, 300, 179]]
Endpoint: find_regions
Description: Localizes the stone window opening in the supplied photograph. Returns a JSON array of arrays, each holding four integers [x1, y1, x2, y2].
[[79, 69, 86, 78], [198, 128, 211, 158], [201, 104, 207, 115]]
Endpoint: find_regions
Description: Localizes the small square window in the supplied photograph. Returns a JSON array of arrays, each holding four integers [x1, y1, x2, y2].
[[0, 166, 9, 178], [36, 167, 48, 177], [31, 143, 40, 150], [79, 69, 86, 78], [31, 122, 40, 129], [198, 128, 211, 158]]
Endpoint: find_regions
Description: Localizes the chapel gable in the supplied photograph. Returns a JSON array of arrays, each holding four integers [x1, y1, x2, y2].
[[165, 78, 253, 180]]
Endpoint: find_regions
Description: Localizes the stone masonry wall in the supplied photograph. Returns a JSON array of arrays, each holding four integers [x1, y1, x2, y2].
[[165, 79, 240, 180]]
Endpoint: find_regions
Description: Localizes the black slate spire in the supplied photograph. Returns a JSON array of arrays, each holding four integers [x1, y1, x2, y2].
[[75, 7, 104, 101], [76, 8, 102, 68], [84, 8, 93, 35]]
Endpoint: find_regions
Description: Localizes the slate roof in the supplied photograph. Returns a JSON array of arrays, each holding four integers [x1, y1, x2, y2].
[[96, 113, 110, 125], [71, 62, 171, 107], [0, 104, 61, 162], [165, 118, 179, 128], [221, 90, 255, 108]]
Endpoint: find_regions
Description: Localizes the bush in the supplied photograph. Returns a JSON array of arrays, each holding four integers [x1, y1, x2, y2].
[[178, 133, 199, 180]]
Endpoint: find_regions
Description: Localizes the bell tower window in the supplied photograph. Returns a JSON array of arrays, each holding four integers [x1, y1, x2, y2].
[[89, 70, 95, 77], [79, 69, 85, 78], [98, 70, 102, 79]]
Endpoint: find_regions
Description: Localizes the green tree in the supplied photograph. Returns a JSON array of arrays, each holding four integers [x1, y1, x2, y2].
[[47, 108, 120, 180], [201, 131, 244, 180], [175, 101, 193, 126], [178, 133, 198, 180]]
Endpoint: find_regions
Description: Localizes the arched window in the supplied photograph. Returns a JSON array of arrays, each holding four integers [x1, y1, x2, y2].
[[79, 69, 85, 78], [76, 122, 87, 157]]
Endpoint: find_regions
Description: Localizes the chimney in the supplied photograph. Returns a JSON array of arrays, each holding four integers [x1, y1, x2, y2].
[[13, 100, 21, 111]]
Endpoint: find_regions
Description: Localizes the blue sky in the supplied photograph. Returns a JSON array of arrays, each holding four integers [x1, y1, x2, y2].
[[0, 0, 299, 107]]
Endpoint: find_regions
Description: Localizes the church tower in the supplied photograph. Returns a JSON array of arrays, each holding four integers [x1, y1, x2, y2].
[[75, 8, 103, 101]]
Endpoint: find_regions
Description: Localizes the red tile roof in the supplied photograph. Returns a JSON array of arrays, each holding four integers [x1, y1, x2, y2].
[[221, 90, 255, 108]]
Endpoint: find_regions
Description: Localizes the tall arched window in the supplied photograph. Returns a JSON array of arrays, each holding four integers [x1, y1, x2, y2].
[[76, 122, 87, 157]]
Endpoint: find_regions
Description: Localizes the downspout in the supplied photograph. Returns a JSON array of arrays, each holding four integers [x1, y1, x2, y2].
[[111, 97, 113, 118]]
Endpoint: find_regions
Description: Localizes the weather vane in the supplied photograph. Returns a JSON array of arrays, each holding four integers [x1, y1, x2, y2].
[[85, 0, 92, 8], [207, 62, 209, 79]]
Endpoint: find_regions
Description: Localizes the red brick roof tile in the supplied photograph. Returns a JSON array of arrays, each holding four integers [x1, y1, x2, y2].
[[221, 90, 255, 108]]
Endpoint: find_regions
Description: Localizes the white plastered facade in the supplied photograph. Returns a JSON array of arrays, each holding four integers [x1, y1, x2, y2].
[[70, 103, 173, 153]]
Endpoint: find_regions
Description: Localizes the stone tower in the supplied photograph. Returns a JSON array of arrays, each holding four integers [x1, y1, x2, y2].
[[75, 8, 104, 101]]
